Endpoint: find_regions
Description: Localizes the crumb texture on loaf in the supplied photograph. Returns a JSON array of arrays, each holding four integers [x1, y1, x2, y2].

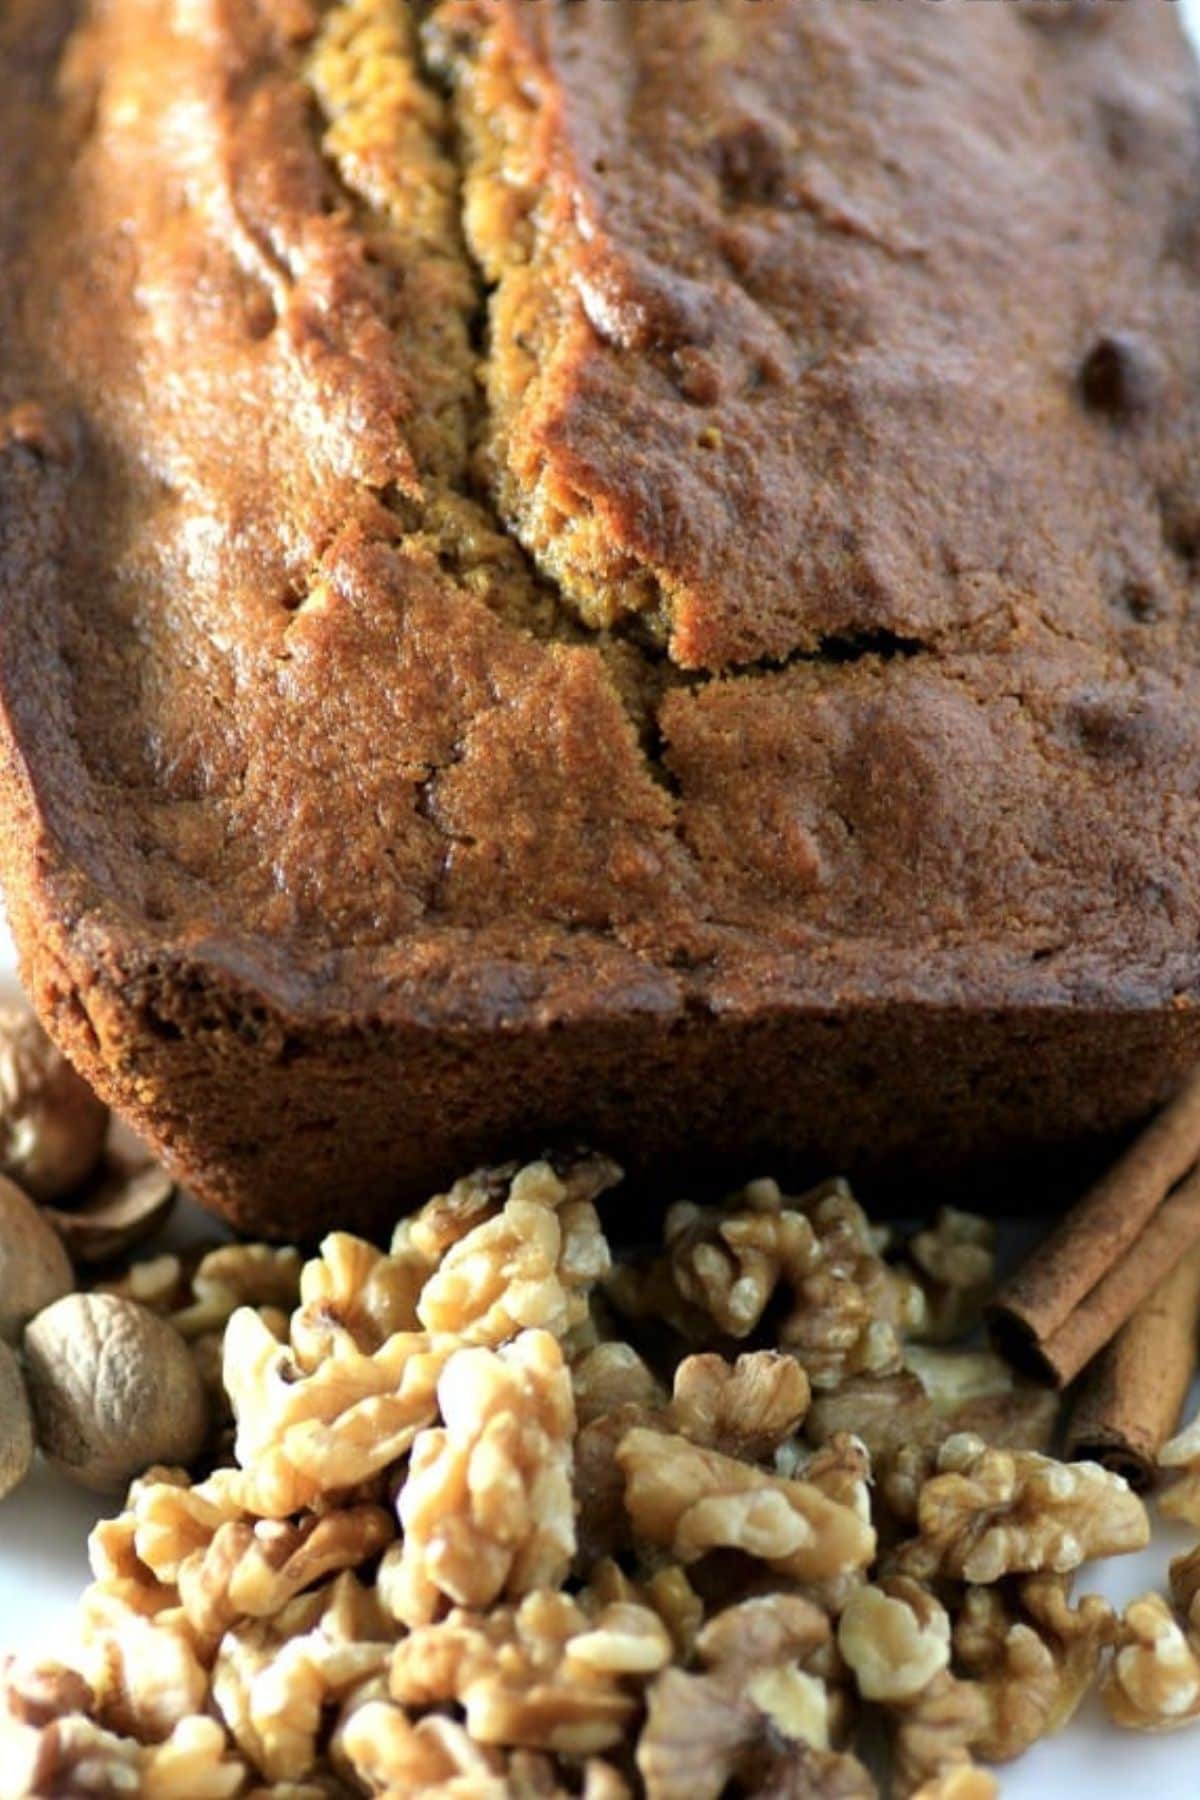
[[3, 0, 1200, 1221], [3, 0, 1200, 979]]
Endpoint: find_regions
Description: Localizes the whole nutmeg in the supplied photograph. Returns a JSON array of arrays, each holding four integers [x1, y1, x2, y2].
[[0, 1339, 34, 1499], [23, 1293, 208, 1493], [0, 1004, 109, 1200], [0, 1173, 74, 1343]]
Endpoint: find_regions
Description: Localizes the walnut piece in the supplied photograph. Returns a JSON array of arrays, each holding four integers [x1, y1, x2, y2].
[[333, 1686, 506, 1794], [661, 1186, 817, 1339], [1169, 1541, 1200, 1634], [750, 1747, 877, 1799], [791, 1432, 873, 1525], [905, 1209, 995, 1344], [223, 1306, 447, 1516], [389, 1588, 671, 1754], [174, 1244, 303, 1342], [100, 1252, 186, 1313], [213, 1577, 393, 1781], [618, 1427, 875, 1583], [0, 1003, 108, 1201], [838, 1577, 951, 1702], [895, 1433, 1148, 1583], [890, 1670, 990, 1799], [416, 1157, 614, 1346], [1157, 1408, 1200, 1526], [177, 1505, 394, 1647], [24, 1294, 209, 1492], [579, 1560, 704, 1665], [636, 1594, 862, 1800], [902, 1346, 1013, 1418], [668, 1351, 810, 1461], [0, 1338, 33, 1499], [572, 1341, 665, 1427], [574, 1403, 649, 1568], [807, 1374, 1058, 1532], [291, 1233, 426, 1369], [397, 1152, 620, 1268], [953, 1577, 1115, 1759], [660, 1177, 915, 1390], [1101, 1592, 1200, 1730], [0, 1173, 74, 1343], [0, 1707, 246, 1799], [103, 1464, 245, 1588], [908, 1772, 998, 1800], [389, 1328, 576, 1626], [75, 1591, 209, 1743], [0, 1656, 93, 1728], [806, 1372, 938, 1467]]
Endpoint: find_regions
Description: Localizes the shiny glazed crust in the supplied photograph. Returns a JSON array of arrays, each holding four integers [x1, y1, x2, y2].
[[2, 0, 1200, 1233]]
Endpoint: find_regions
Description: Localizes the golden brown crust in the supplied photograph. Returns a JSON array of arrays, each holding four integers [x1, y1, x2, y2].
[[2, 0, 1200, 1232]]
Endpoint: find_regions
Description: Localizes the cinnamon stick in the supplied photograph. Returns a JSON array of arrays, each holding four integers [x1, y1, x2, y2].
[[1065, 1239, 1200, 1489], [990, 1066, 1200, 1385]]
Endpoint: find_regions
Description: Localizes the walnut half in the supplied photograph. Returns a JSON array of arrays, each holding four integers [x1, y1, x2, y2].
[[896, 1434, 1148, 1583], [618, 1427, 875, 1584]]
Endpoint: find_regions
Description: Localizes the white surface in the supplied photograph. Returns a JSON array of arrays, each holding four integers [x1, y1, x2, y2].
[[6, 2, 1200, 1782]]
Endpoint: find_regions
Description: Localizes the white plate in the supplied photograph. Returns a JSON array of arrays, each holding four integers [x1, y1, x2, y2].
[[5, 4, 1200, 1780]]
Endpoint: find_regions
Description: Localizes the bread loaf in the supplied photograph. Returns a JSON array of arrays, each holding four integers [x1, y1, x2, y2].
[[2, 0, 1199, 1231]]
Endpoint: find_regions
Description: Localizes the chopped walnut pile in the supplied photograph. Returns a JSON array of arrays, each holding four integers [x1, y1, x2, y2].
[[0, 1152, 1167, 1796]]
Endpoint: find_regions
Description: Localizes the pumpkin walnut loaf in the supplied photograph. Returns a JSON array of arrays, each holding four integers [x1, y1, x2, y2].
[[2, 0, 1200, 1234]]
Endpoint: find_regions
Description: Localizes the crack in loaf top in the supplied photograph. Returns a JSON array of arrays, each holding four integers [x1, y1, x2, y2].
[[2, 0, 1200, 1006], [436, 0, 1200, 668]]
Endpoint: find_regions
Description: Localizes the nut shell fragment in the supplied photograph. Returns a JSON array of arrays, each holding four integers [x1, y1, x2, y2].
[[42, 1160, 175, 1264]]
